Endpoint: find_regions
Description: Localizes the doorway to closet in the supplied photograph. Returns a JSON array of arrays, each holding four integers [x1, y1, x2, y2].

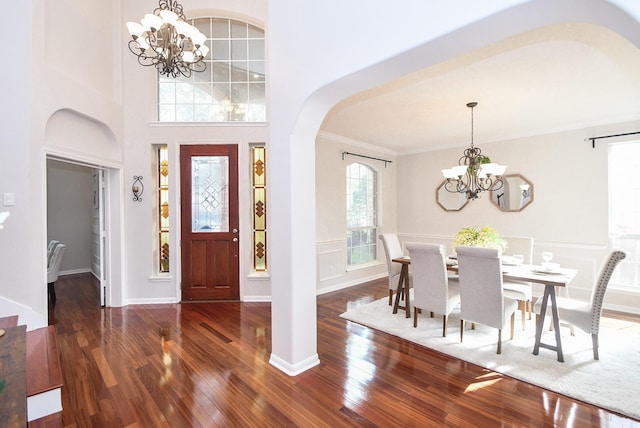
[[46, 157, 109, 310]]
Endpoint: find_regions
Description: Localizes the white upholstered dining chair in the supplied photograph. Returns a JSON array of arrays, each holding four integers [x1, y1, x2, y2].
[[379, 233, 411, 306], [456, 246, 518, 354], [47, 243, 66, 306], [406, 243, 460, 337], [502, 236, 534, 330], [47, 239, 60, 268], [533, 250, 626, 360]]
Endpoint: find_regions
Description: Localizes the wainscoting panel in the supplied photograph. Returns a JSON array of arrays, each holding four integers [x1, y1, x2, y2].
[[318, 249, 345, 282], [316, 239, 387, 295]]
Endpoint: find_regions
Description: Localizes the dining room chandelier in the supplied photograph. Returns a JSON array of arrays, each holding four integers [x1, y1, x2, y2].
[[441, 102, 506, 200], [126, 0, 209, 78]]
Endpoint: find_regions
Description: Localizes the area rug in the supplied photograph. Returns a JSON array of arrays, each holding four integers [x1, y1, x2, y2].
[[340, 296, 640, 421]]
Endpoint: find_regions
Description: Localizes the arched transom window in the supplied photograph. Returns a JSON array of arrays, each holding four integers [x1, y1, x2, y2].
[[158, 17, 266, 122]]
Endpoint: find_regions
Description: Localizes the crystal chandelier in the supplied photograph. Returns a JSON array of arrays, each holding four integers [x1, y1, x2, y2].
[[126, 0, 209, 78], [441, 102, 506, 200]]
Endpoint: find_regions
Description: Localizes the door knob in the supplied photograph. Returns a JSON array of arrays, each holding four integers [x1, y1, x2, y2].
[[233, 237, 238, 242], [232, 228, 238, 233]]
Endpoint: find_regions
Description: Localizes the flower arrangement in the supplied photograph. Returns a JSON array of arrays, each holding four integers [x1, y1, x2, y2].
[[453, 226, 506, 253]]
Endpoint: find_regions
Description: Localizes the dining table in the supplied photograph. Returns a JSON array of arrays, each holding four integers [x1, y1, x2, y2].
[[391, 256, 577, 362]]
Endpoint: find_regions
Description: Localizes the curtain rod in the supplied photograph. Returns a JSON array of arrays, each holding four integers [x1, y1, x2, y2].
[[341, 151, 392, 167], [585, 131, 640, 148]]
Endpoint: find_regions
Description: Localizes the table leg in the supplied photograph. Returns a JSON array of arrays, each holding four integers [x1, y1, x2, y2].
[[533, 284, 564, 362], [392, 265, 411, 318], [548, 287, 564, 362], [533, 286, 549, 356]]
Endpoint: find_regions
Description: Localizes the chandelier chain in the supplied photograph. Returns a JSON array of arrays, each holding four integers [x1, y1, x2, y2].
[[157, 0, 185, 19]]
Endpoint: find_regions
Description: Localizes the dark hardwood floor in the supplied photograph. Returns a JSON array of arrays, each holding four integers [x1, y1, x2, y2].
[[42, 273, 639, 427]]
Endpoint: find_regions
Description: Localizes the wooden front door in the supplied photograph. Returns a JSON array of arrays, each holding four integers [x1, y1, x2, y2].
[[180, 145, 239, 301]]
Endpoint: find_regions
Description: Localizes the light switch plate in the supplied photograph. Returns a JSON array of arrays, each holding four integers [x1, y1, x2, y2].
[[3, 193, 15, 206]]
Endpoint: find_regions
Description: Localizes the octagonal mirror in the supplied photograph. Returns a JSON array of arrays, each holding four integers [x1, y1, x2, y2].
[[490, 174, 533, 212], [436, 180, 469, 211]]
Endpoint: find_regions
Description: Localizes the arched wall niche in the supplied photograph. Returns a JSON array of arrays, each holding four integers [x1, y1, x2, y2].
[[45, 109, 120, 164]]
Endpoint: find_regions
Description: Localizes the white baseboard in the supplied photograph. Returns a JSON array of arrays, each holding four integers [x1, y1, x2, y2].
[[269, 353, 320, 376], [59, 268, 92, 276]]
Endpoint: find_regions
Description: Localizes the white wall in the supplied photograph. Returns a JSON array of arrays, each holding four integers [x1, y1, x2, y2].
[[0, 1, 124, 325], [46, 160, 93, 274], [398, 128, 609, 244], [397, 124, 640, 313], [0, 3, 35, 312]]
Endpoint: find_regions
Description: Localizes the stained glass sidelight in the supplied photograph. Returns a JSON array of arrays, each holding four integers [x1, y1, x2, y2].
[[252, 145, 267, 271], [191, 156, 229, 232], [158, 146, 170, 272]]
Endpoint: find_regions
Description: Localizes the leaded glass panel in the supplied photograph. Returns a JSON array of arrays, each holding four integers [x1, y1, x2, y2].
[[191, 156, 229, 232]]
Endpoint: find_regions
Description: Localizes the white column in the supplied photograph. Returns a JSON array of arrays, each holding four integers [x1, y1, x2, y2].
[[268, 133, 320, 375]]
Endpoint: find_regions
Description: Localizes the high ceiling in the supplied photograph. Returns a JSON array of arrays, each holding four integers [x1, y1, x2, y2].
[[319, 23, 640, 155]]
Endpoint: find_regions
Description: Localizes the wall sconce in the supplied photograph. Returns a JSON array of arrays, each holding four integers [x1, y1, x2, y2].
[[132, 176, 144, 202], [520, 183, 531, 198]]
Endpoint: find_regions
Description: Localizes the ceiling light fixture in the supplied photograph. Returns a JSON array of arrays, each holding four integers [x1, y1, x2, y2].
[[441, 102, 506, 200], [126, 0, 209, 78]]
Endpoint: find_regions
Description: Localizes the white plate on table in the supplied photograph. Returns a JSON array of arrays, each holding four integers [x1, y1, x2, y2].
[[501, 256, 518, 266]]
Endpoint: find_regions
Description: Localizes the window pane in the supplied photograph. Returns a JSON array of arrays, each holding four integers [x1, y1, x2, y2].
[[211, 18, 229, 38], [609, 141, 640, 289], [158, 83, 176, 103], [211, 40, 230, 60], [610, 142, 640, 235], [252, 145, 267, 272], [231, 40, 248, 61], [193, 18, 211, 36], [248, 40, 265, 61], [346, 163, 377, 265], [193, 83, 212, 103], [176, 83, 194, 103], [194, 104, 213, 121], [248, 61, 265, 81], [159, 105, 176, 122], [213, 62, 231, 82], [230, 61, 249, 82], [247, 83, 266, 121], [248, 24, 262, 38], [191, 156, 229, 232], [176, 104, 194, 121], [230, 20, 247, 38], [347, 228, 377, 265]]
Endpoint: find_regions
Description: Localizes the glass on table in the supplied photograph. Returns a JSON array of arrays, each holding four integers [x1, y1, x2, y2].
[[542, 251, 553, 263], [513, 254, 525, 266]]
